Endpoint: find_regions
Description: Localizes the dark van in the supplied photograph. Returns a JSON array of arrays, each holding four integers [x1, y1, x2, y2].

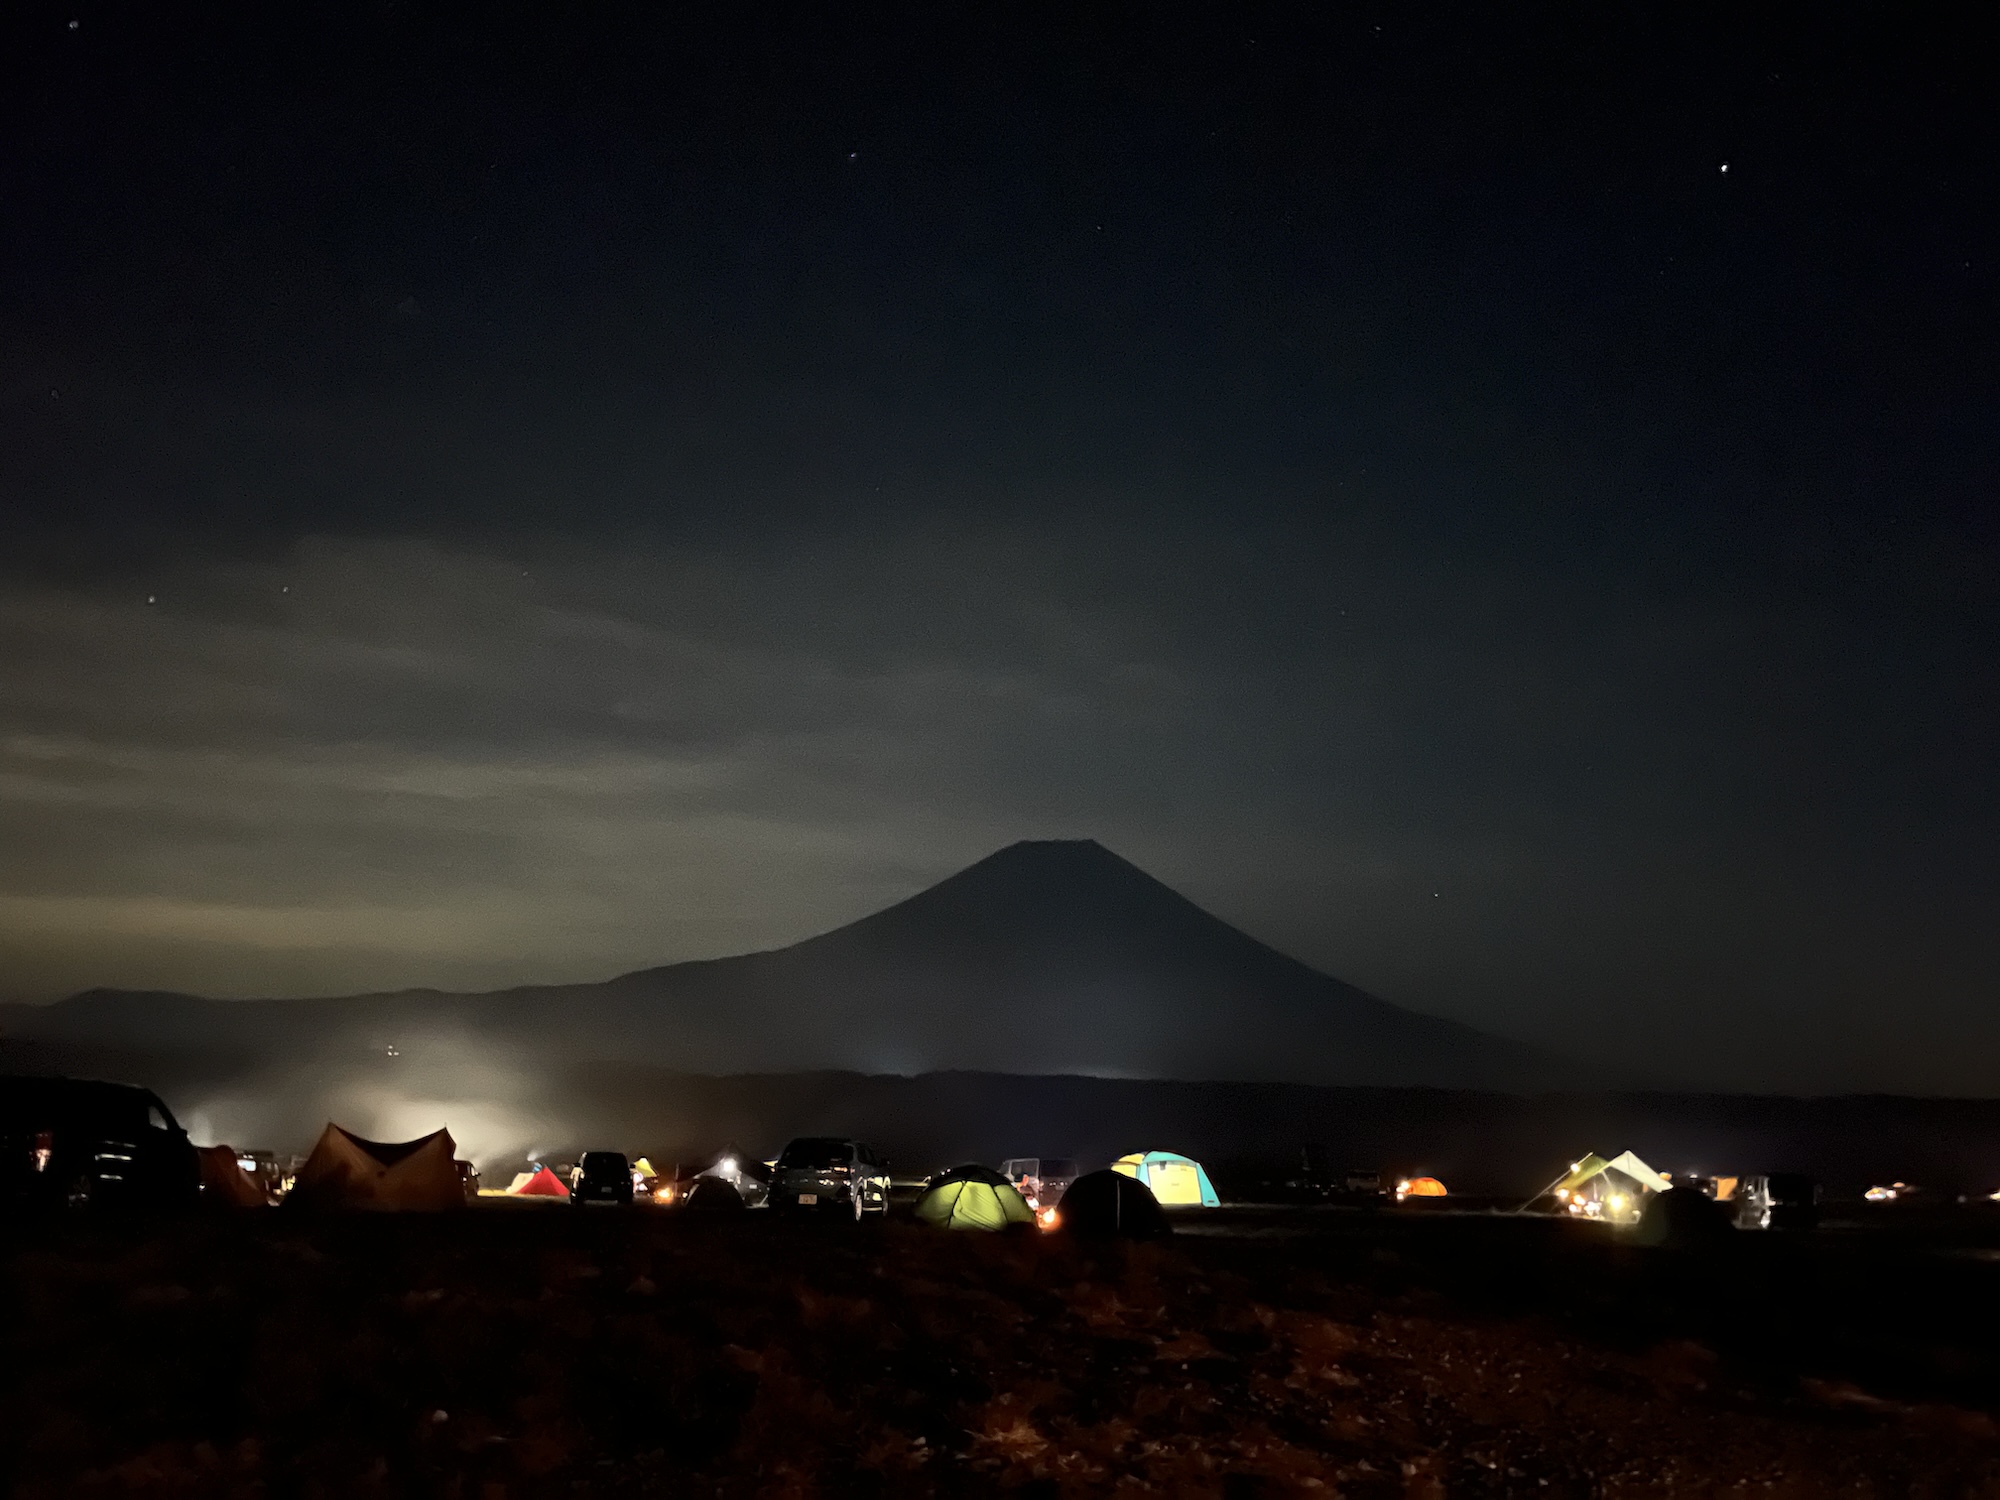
[[1, 1077, 201, 1211], [570, 1151, 634, 1206]]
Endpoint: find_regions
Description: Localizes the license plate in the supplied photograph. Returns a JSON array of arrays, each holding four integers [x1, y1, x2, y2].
[[798, 1193, 818, 1205]]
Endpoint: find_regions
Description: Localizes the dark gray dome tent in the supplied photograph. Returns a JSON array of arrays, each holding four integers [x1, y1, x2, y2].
[[1054, 1168, 1171, 1240]]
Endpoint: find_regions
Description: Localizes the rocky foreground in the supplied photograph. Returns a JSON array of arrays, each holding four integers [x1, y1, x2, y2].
[[14, 1205, 2000, 1497]]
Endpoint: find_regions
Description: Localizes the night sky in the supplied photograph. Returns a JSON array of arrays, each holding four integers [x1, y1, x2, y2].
[[3, 4, 1995, 1094]]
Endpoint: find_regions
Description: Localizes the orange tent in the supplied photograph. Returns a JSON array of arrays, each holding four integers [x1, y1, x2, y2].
[[509, 1165, 570, 1199], [197, 1144, 268, 1207], [289, 1124, 466, 1211], [1398, 1176, 1447, 1199]]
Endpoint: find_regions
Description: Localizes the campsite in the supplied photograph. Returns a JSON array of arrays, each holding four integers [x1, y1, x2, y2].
[[15, 1152, 2000, 1497], [13, 1066, 2000, 1491], [14, 1056, 2000, 1493]]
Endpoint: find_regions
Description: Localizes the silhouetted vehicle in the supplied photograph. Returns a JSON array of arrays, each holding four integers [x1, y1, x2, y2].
[[570, 1151, 634, 1206], [1287, 1144, 1338, 1201], [1000, 1157, 1078, 1208], [1336, 1169, 1384, 1204], [770, 1137, 890, 1221], [1269, 1147, 1381, 1204], [1, 1077, 199, 1211], [1734, 1173, 1820, 1230]]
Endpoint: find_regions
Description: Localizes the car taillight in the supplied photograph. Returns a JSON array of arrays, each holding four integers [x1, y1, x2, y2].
[[31, 1130, 53, 1172]]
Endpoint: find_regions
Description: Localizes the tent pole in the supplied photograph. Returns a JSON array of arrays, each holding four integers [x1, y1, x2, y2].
[[1515, 1169, 1572, 1216]]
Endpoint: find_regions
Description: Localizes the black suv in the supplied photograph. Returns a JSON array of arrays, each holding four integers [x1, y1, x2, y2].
[[570, 1151, 634, 1206], [770, 1137, 890, 1220], [2, 1076, 201, 1211]]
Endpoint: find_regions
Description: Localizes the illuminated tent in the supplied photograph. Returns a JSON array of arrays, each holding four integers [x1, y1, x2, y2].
[[1523, 1149, 1671, 1214], [288, 1124, 465, 1211], [1399, 1176, 1447, 1199], [1553, 1150, 1670, 1197], [629, 1157, 662, 1202], [915, 1167, 1036, 1231], [508, 1165, 570, 1199], [923, 1162, 1012, 1191], [196, 1144, 268, 1207], [1111, 1151, 1220, 1207]]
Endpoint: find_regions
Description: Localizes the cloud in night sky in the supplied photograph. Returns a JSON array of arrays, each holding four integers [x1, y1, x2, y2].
[[2, 512, 1993, 1094], [2, 3, 1996, 1095]]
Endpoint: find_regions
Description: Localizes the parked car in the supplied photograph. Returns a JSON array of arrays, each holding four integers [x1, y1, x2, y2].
[[769, 1136, 890, 1220], [1, 1076, 200, 1211], [1336, 1169, 1385, 1205], [1734, 1173, 1820, 1231], [570, 1151, 634, 1206], [1000, 1157, 1078, 1208], [1263, 1147, 1383, 1205]]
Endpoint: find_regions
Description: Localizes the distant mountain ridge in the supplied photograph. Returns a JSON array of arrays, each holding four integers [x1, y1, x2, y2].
[[1, 840, 1560, 1089]]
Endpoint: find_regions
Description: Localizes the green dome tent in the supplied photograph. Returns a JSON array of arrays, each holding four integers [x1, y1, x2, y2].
[[915, 1165, 1036, 1231]]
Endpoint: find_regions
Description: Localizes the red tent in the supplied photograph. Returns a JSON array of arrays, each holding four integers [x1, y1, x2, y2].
[[510, 1165, 570, 1199]]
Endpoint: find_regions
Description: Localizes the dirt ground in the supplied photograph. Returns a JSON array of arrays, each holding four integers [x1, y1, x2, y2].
[[14, 1202, 2000, 1498]]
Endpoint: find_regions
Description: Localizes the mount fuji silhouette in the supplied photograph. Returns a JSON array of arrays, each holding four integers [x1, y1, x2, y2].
[[5, 840, 1557, 1088]]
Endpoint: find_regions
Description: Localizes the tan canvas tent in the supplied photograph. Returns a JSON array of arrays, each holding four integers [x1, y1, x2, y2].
[[1523, 1148, 1672, 1220], [289, 1123, 465, 1211], [197, 1144, 268, 1207]]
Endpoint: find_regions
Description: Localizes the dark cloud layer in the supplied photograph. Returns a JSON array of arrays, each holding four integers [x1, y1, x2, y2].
[[1, 3, 1995, 1093]]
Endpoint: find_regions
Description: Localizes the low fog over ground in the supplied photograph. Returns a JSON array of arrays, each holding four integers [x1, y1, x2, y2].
[[15, 1030, 2000, 1200]]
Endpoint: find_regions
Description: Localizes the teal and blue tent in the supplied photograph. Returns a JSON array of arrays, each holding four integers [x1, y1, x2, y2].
[[1110, 1151, 1220, 1207]]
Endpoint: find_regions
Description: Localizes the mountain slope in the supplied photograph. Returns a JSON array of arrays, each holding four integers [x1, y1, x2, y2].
[[0, 840, 1558, 1088]]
